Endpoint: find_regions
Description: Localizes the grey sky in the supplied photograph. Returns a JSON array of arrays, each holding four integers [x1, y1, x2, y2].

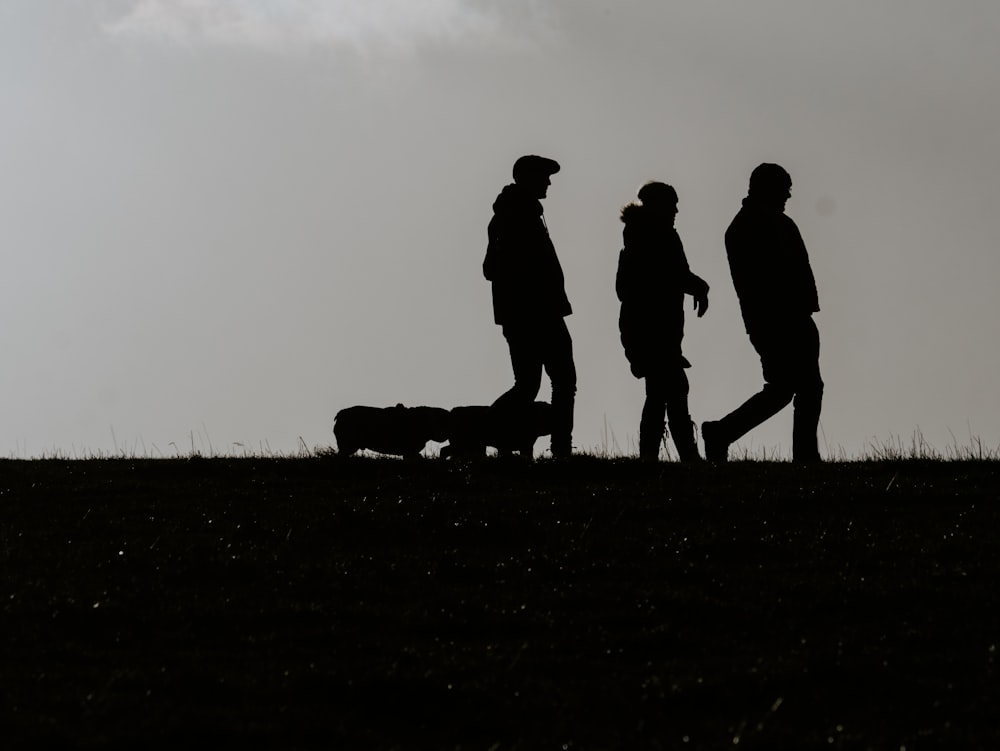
[[2, 1, 998, 457]]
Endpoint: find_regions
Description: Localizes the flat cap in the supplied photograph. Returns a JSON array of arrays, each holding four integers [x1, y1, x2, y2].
[[513, 154, 560, 183]]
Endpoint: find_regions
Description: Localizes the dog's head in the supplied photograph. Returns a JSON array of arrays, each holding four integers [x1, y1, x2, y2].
[[408, 406, 452, 442]]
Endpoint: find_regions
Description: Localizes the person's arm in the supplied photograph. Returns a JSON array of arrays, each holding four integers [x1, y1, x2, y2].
[[685, 271, 710, 317], [615, 248, 633, 302], [675, 233, 709, 316], [483, 215, 504, 281], [616, 221, 643, 303], [725, 219, 766, 316], [788, 221, 820, 314]]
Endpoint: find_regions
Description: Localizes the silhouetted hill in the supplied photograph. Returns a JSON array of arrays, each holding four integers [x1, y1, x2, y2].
[[2, 457, 998, 748]]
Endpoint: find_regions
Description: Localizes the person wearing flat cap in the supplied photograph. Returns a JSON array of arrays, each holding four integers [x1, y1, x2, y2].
[[483, 155, 576, 457]]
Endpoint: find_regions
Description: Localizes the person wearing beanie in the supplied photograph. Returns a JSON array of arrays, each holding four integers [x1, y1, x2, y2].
[[616, 181, 709, 461]]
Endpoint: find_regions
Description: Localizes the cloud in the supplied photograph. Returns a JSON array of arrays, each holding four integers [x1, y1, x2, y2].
[[101, 0, 551, 54]]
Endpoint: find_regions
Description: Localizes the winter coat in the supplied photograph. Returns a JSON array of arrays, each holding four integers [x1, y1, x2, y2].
[[616, 203, 706, 377], [725, 196, 820, 339], [483, 183, 572, 326]]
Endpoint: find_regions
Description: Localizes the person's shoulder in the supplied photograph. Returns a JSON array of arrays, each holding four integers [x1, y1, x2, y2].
[[779, 212, 802, 231], [725, 207, 749, 236], [492, 183, 522, 212]]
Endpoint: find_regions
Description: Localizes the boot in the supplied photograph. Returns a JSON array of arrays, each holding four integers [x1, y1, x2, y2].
[[702, 420, 730, 462], [669, 418, 703, 462], [550, 437, 572, 458], [639, 419, 664, 461]]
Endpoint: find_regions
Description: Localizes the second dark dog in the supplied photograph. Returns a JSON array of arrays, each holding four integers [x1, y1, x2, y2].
[[443, 401, 553, 458]]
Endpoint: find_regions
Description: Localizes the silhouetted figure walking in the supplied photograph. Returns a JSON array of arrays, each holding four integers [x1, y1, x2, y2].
[[617, 182, 709, 461], [484, 155, 576, 457], [703, 163, 823, 462]]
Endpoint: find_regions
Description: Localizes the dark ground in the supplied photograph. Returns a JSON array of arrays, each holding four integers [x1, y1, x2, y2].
[[1, 456, 999, 749]]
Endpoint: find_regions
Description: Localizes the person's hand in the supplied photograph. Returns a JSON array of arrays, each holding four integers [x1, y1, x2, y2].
[[693, 292, 709, 318], [690, 275, 710, 317]]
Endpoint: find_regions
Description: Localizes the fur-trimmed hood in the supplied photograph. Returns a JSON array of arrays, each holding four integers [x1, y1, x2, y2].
[[619, 202, 646, 225]]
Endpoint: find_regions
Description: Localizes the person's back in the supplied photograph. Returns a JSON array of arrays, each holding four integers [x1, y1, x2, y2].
[[703, 162, 823, 463], [617, 201, 692, 373], [617, 202, 690, 336], [484, 180, 571, 327], [484, 155, 576, 458], [725, 197, 819, 338]]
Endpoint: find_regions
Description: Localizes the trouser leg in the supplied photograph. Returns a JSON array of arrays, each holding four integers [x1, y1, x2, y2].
[[544, 319, 576, 457], [792, 386, 823, 461], [493, 326, 543, 408], [639, 373, 667, 460], [791, 319, 824, 461], [716, 317, 822, 458], [491, 324, 544, 452], [715, 325, 796, 445], [716, 381, 794, 444], [664, 369, 700, 461]]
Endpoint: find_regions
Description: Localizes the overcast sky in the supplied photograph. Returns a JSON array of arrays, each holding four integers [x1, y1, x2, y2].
[[2, 1, 998, 458]]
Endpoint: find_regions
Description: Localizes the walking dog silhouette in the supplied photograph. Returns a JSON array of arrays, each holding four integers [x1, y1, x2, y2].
[[334, 404, 450, 457]]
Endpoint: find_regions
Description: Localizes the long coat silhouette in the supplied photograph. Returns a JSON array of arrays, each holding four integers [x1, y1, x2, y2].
[[616, 183, 708, 460], [617, 202, 706, 376], [483, 183, 572, 325], [727, 195, 819, 338]]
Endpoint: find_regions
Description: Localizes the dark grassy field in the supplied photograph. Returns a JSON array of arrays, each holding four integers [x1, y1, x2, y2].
[[2, 456, 999, 749]]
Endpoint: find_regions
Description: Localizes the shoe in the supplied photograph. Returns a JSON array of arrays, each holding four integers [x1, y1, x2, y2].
[[638, 439, 661, 462], [702, 421, 729, 462], [677, 449, 704, 463], [793, 452, 822, 464], [669, 419, 703, 462]]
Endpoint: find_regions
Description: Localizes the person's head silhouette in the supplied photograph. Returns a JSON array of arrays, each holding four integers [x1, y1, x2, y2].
[[513, 155, 560, 200], [637, 181, 679, 225], [748, 163, 792, 211]]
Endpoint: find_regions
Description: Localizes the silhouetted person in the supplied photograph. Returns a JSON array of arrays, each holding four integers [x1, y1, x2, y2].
[[483, 155, 576, 457], [617, 182, 709, 461], [703, 163, 823, 462]]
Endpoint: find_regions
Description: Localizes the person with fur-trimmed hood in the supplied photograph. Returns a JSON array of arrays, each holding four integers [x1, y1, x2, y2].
[[616, 181, 709, 461], [483, 155, 576, 457]]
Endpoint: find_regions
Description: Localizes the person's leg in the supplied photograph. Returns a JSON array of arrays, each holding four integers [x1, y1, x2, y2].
[[639, 371, 667, 460], [491, 323, 544, 452], [664, 368, 701, 461], [493, 323, 544, 407], [713, 383, 793, 442], [703, 332, 794, 461], [791, 318, 824, 462], [543, 319, 577, 457]]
